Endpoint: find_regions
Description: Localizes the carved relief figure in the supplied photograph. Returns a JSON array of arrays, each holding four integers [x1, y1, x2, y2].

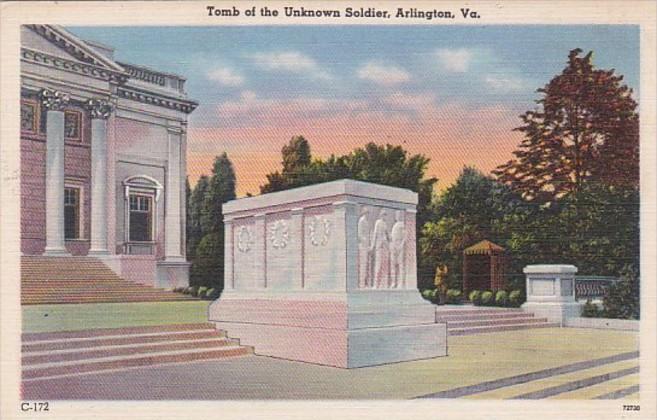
[[371, 209, 390, 288], [390, 210, 406, 288], [357, 207, 372, 288]]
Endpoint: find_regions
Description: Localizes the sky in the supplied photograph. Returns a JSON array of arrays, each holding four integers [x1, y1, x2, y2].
[[67, 25, 640, 196]]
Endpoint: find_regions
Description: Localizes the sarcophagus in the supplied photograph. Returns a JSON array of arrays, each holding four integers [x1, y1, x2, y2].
[[209, 179, 447, 368]]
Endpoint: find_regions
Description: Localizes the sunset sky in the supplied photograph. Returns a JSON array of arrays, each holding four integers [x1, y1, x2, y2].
[[68, 25, 639, 196]]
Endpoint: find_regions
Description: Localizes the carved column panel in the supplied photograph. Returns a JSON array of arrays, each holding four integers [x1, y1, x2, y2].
[[41, 89, 70, 256]]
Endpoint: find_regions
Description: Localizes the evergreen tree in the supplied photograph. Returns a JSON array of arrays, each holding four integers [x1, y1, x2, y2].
[[187, 175, 209, 259], [494, 49, 639, 204], [191, 153, 236, 289]]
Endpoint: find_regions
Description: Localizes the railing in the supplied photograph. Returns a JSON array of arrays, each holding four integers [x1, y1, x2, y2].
[[123, 242, 156, 256], [119, 62, 187, 94], [575, 276, 620, 300]]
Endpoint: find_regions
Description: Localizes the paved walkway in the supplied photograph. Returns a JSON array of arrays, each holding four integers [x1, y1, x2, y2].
[[23, 327, 638, 400]]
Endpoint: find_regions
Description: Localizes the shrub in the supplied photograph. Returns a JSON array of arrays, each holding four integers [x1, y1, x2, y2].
[[480, 291, 494, 306], [495, 290, 509, 307], [445, 289, 462, 304], [198, 286, 208, 298], [207, 288, 221, 300], [189, 286, 199, 297], [469, 290, 482, 305], [421, 289, 434, 301], [508, 290, 523, 307], [182, 287, 192, 295], [582, 299, 603, 318], [602, 266, 640, 320]]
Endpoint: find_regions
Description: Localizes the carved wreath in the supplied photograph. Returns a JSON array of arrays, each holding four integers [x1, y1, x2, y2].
[[269, 220, 289, 249], [236, 226, 253, 253], [309, 216, 331, 247]]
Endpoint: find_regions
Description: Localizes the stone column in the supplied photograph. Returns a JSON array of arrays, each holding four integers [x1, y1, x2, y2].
[[253, 213, 267, 288], [334, 200, 359, 291], [41, 89, 70, 256], [164, 127, 185, 261], [86, 98, 113, 255]]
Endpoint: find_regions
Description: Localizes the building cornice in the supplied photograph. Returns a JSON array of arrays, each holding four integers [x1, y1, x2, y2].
[[116, 86, 198, 114], [22, 47, 128, 84]]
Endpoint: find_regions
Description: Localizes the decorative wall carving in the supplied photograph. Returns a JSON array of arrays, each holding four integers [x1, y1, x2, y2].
[[390, 210, 406, 288], [237, 226, 253, 253], [358, 207, 408, 289], [269, 220, 289, 249], [358, 207, 372, 288], [308, 216, 331, 246], [86, 98, 114, 119], [40, 88, 69, 111]]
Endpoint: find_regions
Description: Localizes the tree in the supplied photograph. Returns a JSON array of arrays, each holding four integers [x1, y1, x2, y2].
[[202, 153, 236, 234], [419, 167, 522, 290], [186, 175, 209, 259], [494, 49, 639, 205], [261, 136, 312, 193], [190, 153, 237, 289]]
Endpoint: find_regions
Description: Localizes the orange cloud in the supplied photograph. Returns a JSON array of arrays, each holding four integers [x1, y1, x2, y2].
[[187, 99, 524, 197]]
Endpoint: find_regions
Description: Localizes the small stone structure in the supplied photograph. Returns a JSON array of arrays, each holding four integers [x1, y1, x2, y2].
[[209, 179, 447, 368], [521, 264, 582, 324]]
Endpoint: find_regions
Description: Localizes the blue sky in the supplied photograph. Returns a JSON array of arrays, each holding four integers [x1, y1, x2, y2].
[[67, 25, 640, 195]]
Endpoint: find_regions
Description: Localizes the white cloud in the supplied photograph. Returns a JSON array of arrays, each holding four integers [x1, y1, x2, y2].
[[484, 75, 527, 92], [207, 67, 244, 87], [249, 51, 331, 80], [382, 92, 436, 111], [435, 48, 473, 73], [357, 62, 410, 86]]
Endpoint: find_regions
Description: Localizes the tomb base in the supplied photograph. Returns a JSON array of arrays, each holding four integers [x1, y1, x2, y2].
[[209, 290, 447, 368]]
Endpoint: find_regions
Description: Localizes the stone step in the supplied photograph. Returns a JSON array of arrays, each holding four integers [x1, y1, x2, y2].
[[448, 322, 560, 336], [436, 312, 534, 322], [446, 317, 549, 329], [435, 307, 524, 316], [22, 345, 251, 380], [22, 329, 222, 352], [22, 323, 215, 342], [23, 337, 236, 365]]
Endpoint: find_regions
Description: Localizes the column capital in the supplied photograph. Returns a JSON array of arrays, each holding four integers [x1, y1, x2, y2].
[[86, 98, 114, 120], [40, 88, 70, 111]]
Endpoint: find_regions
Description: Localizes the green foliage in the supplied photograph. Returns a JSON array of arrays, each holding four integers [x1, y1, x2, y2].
[[480, 291, 494, 306], [206, 288, 220, 300], [446, 289, 462, 304], [189, 286, 199, 297], [495, 290, 509, 306], [197, 287, 208, 299], [602, 266, 640, 320], [469, 290, 482, 305], [182, 287, 192, 295], [581, 299, 603, 318], [508, 290, 523, 307], [187, 175, 209, 259], [419, 166, 523, 290], [187, 152, 237, 289]]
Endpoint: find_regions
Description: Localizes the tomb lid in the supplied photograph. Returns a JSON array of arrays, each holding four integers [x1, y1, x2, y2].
[[223, 179, 418, 214]]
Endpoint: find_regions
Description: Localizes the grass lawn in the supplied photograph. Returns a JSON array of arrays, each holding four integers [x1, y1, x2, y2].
[[22, 301, 211, 333]]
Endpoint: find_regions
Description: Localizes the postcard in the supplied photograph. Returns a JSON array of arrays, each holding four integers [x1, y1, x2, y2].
[[1, 1, 655, 419]]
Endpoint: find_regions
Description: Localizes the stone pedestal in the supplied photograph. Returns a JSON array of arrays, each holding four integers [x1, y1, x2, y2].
[[521, 264, 582, 325], [209, 179, 447, 368]]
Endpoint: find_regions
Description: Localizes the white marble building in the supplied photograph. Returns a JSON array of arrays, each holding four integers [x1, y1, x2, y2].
[[20, 25, 196, 287]]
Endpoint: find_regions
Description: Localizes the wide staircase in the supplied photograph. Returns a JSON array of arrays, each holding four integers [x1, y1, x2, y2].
[[22, 323, 252, 381], [21, 256, 195, 305], [435, 305, 559, 336]]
